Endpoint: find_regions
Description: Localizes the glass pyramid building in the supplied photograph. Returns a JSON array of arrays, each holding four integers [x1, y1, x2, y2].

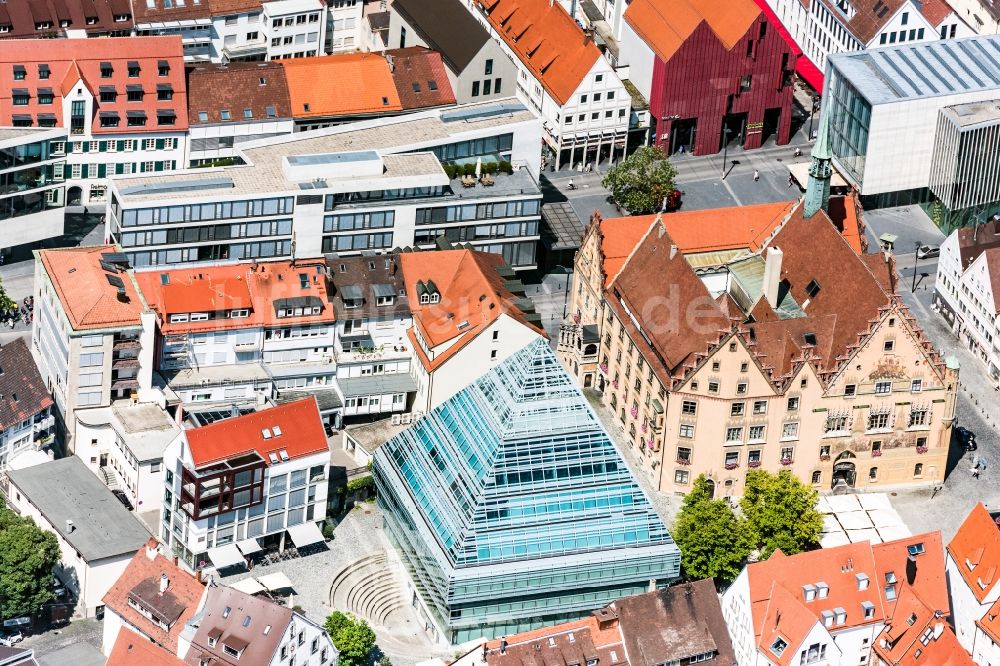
[[373, 339, 680, 644]]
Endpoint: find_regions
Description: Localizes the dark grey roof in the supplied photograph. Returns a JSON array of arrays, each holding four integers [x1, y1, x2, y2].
[[367, 10, 390, 31], [273, 295, 323, 311], [339, 374, 418, 397], [371, 283, 395, 298], [326, 253, 410, 320], [582, 324, 600, 343], [7, 457, 150, 562], [393, 0, 490, 73], [278, 388, 344, 412], [339, 285, 363, 300]]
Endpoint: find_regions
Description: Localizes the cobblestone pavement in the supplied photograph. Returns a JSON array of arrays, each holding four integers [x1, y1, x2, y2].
[[863, 207, 1000, 543], [221, 506, 450, 666], [21, 618, 104, 665]]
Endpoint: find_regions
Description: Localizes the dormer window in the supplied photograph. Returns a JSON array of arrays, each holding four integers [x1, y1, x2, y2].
[[430, 293, 440, 304], [100, 63, 113, 78], [36, 21, 53, 30], [223, 644, 243, 658], [419, 293, 429, 304], [229, 309, 249, 318], [127, 61, 141, 77], [115, 13, 131, 21]]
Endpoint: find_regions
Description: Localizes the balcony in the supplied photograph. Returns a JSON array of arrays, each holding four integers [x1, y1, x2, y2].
[[113, 339, 141, 351], [335, 343, 411, 364], [111, 379, 139, 391], [112, 357, 140, 370], [223, 39, 267, 58]]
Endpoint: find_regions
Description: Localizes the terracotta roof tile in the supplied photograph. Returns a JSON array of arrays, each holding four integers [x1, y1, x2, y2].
[[282, 52, 402, 118], [0, 37, 187, 133], [484, 616, 624, 665], [474, 0, 601, 105], [0, 0, 134, 38], [817, 0, 905, 43], [38, 246, 144, 331], [184, 397, 327, 467], [184, 586, 293, 665], [102, 538, 205, 654], [132, 0, 214, 22], [399, 248, 544, 371], [187, 61, 291, 125], [874, 586, 972, 666], [947, 503, 1000, 603], [0, 338, 52, 432], [107, 632, 185, 666], [386, 47, 457, 110], [134, 259, 335, 334], [624, 0, 761, 62], [872, 532, 948, 617], [606, 219, 732, 375], [956, 219, 1000, 268]]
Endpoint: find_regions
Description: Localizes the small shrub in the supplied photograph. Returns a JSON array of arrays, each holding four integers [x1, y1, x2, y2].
[[498, 160, 513, 174], [483, 162, 498, 175], [443, 164, 458, 179]]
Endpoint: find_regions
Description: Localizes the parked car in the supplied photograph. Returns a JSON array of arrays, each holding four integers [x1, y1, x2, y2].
[[0, 632, 23, 647], [917, 245, 940, 259], [957, 426, 977, 451]]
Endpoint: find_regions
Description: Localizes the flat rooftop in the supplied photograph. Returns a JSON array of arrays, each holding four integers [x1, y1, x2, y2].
[[113, 99, 536, 202], [941, 99, 1000, 127], [7, 457, 151, 562], [75, 403, 180, 463], [829, 35, 1000, 105]]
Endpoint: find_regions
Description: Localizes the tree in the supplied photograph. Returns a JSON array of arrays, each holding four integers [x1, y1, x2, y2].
[[672, 476, 752, 583], [324, 611, 377, 666], [0, 503, 60, 618], [0, 275, 15, 314], [740, 470, 823, 559], [601, 145, 678, 214]]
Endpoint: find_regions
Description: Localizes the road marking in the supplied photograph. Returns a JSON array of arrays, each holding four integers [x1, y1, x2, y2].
[[722, 178, 743, 206]]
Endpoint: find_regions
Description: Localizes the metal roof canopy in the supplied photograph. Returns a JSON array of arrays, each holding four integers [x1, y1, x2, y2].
[[257, 572, 295, 591], [236, 537, 262, 555], [286, 521, 325, 548], [207, 543, 245, 569]]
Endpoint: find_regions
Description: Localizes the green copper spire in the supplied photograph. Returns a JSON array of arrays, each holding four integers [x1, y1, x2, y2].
[[804, 110, 832, 218]]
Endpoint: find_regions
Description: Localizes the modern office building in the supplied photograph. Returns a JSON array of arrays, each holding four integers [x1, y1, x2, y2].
[[928, 99, 1000, 223], [374, 339, 680, 644], [825, 35, 1000, 209], [106, 100, 544, 270], [160, 397, 330, 571], [0, 127, 67, 258], [0, 37, 188, 209], [620, 0, 797, 154]]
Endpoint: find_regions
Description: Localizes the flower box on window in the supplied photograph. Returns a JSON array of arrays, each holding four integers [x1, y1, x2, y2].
[[780, 457, 794, 466], [748, 460, 762, 469], [916, 445, 928, 454], [819, 454, 831, 461], [871, 449, 883, 457], [573, 310, 582, 324], [599, 363, 608, 374], [725, 462, 739, 470], [630, 407, 639, 419], [677, 458, 691, 466]]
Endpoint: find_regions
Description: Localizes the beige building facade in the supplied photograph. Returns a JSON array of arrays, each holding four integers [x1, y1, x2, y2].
[[558, 199, 958, 499]]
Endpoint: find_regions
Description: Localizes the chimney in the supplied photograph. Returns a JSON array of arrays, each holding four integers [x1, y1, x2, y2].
[[763, 246, 783, 308], [160, 573, 169, 593], [145, 545, 158, 561], [66, 519, 75, 533]]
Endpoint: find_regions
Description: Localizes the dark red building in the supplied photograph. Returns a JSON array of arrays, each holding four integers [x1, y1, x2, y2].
[[622, 0, 797, 155]]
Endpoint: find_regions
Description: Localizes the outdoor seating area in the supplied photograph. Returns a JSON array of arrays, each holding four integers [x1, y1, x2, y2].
[[206, 522, 330, 575]]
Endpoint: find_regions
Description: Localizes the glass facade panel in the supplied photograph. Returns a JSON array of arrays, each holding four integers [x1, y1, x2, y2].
[[374, 339, 680, 643], [826, 68, 871, 185]]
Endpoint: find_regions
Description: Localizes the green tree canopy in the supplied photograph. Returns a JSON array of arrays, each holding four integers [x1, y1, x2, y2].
[[601, 145, 678, 214], [0, 503, 60, 618], [0, 275, 15, 313], [324, 611, 377, 666], [672, 476, 752, 582], [740, 470, 824, 559]]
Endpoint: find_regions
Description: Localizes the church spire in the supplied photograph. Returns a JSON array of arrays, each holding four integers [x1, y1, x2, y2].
[[804, 110, 832, 219]]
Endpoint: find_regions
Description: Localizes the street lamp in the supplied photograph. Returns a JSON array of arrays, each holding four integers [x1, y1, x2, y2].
[[721, 127, 732, 180], [912, 241, 921, 292], [807, 95, 820, 139]]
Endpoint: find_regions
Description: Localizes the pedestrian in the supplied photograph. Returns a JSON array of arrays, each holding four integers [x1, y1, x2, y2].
[[753, 169, 760, 182], [974, 467, 980, 479], [788, 173, 794, 188]]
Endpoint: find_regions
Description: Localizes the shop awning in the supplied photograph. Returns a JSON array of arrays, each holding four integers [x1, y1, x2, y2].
[[236, 538, 262, 555], [207, 543, 244, 569], [287, 521, 325, 548], [229, 577, 267, 595], [257, 572, 295, 591]]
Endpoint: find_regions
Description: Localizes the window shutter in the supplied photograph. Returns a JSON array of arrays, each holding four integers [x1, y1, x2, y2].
[[117, 140, 125, 151], [63, 164, 72, 178], [99, 141, 107, 151], [80, 164, 89, 178], [98, 163, 107, 178], [81, 142, 89, 153], [156, 138, 165, 150], [154, 161, 164, 172], [115, 163, 124, 175]]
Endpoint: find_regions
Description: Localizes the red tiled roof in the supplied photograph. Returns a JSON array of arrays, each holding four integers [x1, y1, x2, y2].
[[400, 249, 545, 371], [282, 52, 403, 119], [947, 503, 1000, 603], [874, 586, 973, 666], [872, 532, 948, 617], [134, 259, 335, 334], [187, 61, 292, 125], [132, 0, 214, 22], [917, 0, 956, 27], [184, 397, 328, 467], [817, 0, 904, 43], [474, 0, 602, 105], [39, 246, 144, 331], [386, 47, 457, 110], [107, 632, 185, 666], [0, 338, 52, 432], [484, 616, 625, 665], [0, 0, 134, 39], [102, 538, 205, 654], [599, 201, 793, 285], [749, 542, 887, 665], [624, 0, 761, 62], [0, 37, 187, 133]]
